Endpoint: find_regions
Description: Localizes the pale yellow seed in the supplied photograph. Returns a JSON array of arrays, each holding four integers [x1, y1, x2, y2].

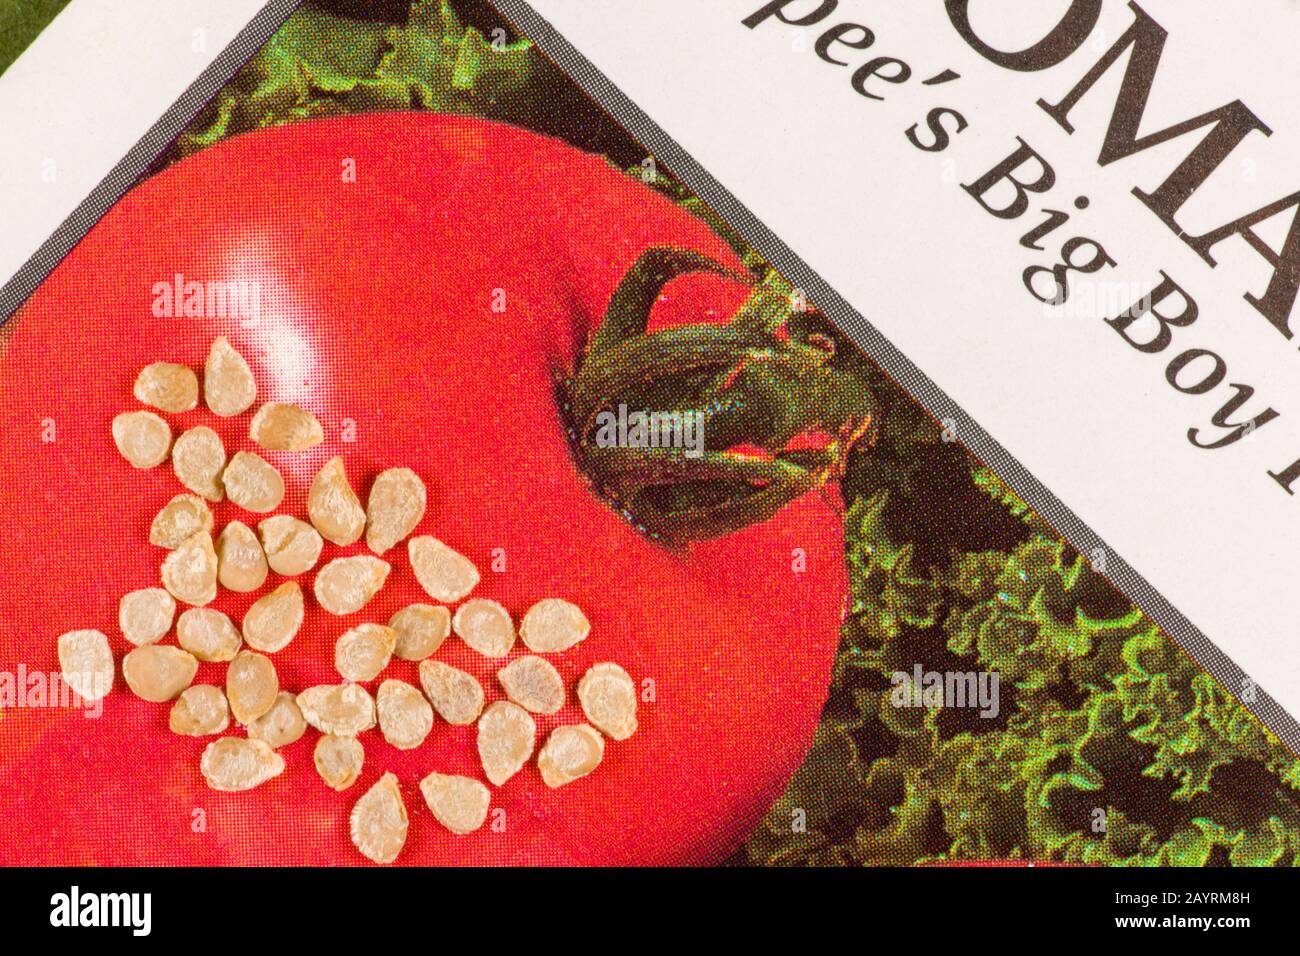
[[314, 555, 391, 616], [249, 401, 324, 452], [169, 685, 230, 736], [246, 691, 307, 748], [389, 604, 450, 661], [365, 468, 427, 555], [498, 656, 565, 715], [538, 724, 605, 789], [452, 598, 515, 658], [476, 701, 536, 786], [172, 426, 227, 502], [376, 679, 434, 750], [216, 521, 269, 593], [242, 581, 304, 653], [56, 629, 113, 702], [419, 772, 490, 835], [122, 645, 198, 702], [112, 410, 171, 469], [519, 598, 591, 653], [222, 451, 284, 514], [176, 607, 242, 662], [418, 659, 485, 726], [226, 650, 278, 725], [350, 772, 408, 865], [149, 494, 214, 549], [204, 336, 257, 417], [160, 531, 218, 606], [296, 684, 376, 736], [307, 457, 366, 546], [577, 662, 638, 741], [200, 737, 285, 792], [133, 361, 199, 412], [314, 735, 364, 791], [335, 623, 397, 682], [409, 536, 479, 603], [118, 587, 176, 647], [257, 515, 323, 576]]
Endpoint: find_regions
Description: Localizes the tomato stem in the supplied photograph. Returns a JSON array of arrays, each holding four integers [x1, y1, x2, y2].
[[566, 247, 876, 544]]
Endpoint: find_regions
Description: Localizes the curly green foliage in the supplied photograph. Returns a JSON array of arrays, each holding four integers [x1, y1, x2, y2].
[[166, 0, 544, 162], [746, 462, 1300, 866]]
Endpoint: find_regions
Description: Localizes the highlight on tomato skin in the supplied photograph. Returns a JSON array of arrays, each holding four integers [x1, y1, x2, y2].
[[0, 113, 873, 866]]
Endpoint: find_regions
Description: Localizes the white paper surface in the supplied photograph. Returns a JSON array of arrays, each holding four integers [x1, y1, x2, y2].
[[0, 0, 266, 283]]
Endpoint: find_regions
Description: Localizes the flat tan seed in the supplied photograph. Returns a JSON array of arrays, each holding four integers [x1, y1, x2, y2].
[[538, 724, 605, 789], [246, 691, 307, 748], [216, 521, 269, 593], [200, 737, 285, 792], [409, 536, 479, 603], [176, 607, 242, 662], [222, 451, 284, 514], [226, 650, 278, 724], [314, 735, 364, 791], [314, 555, 390, 616], [56, 630, 113, 702], [418, 659, 484, 726], [249, 401, 324, 452], [258, 515, 323, 576], [350, 772, 407, 865], [452, 599, 515, 658], [577, 662, 638, 741], [335, 623, 397, 682], [122, 645, 198, 702], [498, 656, 565, 715], [242, 581, 304, 653], [169, 685, 230, 736], [112, 411, 171, 469], [160, 531, 218, 606], [365, 468, 427, 555], [389, 604, 450, 661], [204, 336, 257, 417], [307, 457, 366, 546], [519, 598, 591, 653], [134, 362, 199, 412], [376, 679, 434, 750], [118, 587, 176, 646], [419, 773, 490, 835], [172, 426, 227, 502], [296, 683, 376, 736], [476, 701, 536, 786], [150, 494, 214, 548]]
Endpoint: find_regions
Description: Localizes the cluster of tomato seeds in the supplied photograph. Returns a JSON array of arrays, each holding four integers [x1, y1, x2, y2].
[[54, 337, 641, 864]]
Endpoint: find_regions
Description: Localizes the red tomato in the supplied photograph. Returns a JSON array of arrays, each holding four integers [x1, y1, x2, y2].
[[0, 115, 846, 865]]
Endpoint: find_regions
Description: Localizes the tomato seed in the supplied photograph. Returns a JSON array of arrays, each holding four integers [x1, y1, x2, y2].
[[134, 362, 198, 413], [249, 401, 324, 452], [420, 772, 490, 835], [418, 659, 485, 726], [204, 337, 257, 417], [350, 772, 408, 864], [476, 701, 536, 787], [118, 587, 176, 647], [112, 410, 171, 469], [171, 426, 227, 501]]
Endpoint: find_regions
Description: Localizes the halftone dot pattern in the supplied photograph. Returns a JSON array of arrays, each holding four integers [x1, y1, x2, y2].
[[491, 0, 1300, 755], [0, 114, 847, 866]]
